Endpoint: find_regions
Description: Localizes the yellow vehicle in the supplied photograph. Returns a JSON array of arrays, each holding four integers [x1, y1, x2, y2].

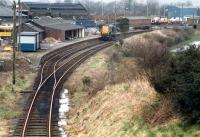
[[100, 25, 116, 41], [0, 26, 13, 37], [3, 46, 13, 52]]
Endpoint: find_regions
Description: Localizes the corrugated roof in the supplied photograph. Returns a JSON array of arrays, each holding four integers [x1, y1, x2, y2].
[[24, 2, 87, 13], [46, 23, 83, 31], [32, 16, 70, 27], [0, 6, 27, 17], [24, 22, 44, 32], [20, 32, 39, 36]]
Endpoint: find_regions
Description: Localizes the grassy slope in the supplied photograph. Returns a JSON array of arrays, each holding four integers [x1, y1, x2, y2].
[[0, 52, 36, 136], [65, 30, 200, 137]]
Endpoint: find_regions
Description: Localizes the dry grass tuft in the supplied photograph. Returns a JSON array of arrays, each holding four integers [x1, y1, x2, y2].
[[0, 120, 9, 137], [66, 77, 157, 137]]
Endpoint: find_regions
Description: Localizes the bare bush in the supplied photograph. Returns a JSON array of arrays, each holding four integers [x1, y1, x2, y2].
[[123, 37, 167, 68], [121, 29, 192, 68], [142, 96, 175, 125]]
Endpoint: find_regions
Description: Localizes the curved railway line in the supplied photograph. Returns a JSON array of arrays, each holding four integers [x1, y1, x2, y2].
[[13, 30, 148, 137], [13, 41, 113, 137]]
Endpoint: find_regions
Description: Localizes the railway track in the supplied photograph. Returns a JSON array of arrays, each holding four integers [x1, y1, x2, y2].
[[13, 30, 149, 137], [13, 41, 113, 137]]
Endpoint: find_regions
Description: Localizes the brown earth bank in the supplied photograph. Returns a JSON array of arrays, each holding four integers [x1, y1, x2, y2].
[[64, 29, 200, 137], [0, 52, 37, 137]]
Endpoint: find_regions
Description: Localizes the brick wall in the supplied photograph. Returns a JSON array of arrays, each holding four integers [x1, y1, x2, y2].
[[45, 28, 65, 41]]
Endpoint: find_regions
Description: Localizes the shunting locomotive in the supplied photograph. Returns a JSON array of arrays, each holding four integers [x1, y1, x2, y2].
[[100, 24, 116, 41]]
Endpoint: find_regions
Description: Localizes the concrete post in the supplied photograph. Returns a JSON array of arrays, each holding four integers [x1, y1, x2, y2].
[[82, 29, 85, 38], [79, 29, 82, 38], [71, 30, 74, 39], [76, 30, 78, 38]]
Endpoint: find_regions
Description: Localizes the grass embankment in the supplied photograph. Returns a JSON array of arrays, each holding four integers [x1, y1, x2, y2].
[[65, 29, 199, 137], [0, 52, 36, 137]]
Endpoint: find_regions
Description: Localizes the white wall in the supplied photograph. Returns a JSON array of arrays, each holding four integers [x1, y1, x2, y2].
[[20, 36, 35, 44]]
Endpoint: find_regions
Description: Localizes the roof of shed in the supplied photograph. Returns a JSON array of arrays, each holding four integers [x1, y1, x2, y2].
[[20, 32, 39, 36], [24, 22, 44, 32], [46, 23, 83, 31], [31, 16, 71, 27], [0, 6, 27, 17]]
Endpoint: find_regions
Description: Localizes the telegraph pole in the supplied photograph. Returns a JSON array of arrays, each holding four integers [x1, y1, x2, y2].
[[18, 0, 21, 51], [12, 1, 17, 85], [124, 0, 126, 17], [146, 0, 149, 17], [164, 5, 166, 17], [101, 1, 104, 16], [114, 0, 116, 24], [133, 1, 135, 16], [182, 3, 184, 23]]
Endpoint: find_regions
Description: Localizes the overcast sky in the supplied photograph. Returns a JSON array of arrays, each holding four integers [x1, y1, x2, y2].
[[19, 0, 200, 6]]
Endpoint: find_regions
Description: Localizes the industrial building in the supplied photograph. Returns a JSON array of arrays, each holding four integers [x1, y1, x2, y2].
[[166, 6, 198, 18], [21, 2, 89, 19], [22, 16, 85, 41]]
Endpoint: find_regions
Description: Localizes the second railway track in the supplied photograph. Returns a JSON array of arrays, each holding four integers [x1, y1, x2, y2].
[[13, 41, 113, 137]]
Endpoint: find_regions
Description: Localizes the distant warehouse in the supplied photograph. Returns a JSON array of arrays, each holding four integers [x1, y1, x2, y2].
[[166, 6, 198, 18], [0, 5, 27, 25], [21, 2, 89, 19]]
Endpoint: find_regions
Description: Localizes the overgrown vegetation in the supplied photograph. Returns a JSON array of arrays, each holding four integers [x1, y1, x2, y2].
[[116, 18, 129, 32], [121, 29, 192, 68], [152, 46, 200, 125], [123, 29, 200, 125]]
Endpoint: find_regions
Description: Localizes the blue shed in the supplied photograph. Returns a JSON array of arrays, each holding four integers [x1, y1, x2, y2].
[[18, 32, 40, 52]]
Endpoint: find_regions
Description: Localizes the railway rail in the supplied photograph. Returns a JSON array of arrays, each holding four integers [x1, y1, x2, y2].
[[13, 41, 113, 137], [13, 30, 149, 137]]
